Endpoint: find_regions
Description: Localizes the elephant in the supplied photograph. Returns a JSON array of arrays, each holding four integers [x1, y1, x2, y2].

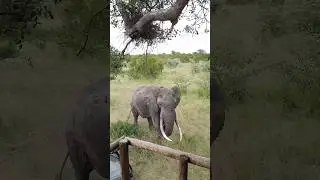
[[56, 77, 109, 180], [210, 78, 226, 145], [210, 78, 226, 179], [130, 85, 183, 142]]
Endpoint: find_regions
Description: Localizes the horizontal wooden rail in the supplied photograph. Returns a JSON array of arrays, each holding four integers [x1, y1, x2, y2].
[[110, 136, 124, 152], [126, 137, 210, 169]]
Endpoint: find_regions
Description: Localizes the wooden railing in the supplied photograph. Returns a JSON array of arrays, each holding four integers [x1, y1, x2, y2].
[[110, 137, 210, 180]]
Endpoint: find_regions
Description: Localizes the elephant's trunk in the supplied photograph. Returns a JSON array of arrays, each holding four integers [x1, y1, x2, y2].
[[159, 108, 182, 142]]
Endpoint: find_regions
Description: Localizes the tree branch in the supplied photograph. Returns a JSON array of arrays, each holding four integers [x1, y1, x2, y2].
[[118, 0, 190, 39], [121, 38, 134, 55], [76, 7, 106, 56]]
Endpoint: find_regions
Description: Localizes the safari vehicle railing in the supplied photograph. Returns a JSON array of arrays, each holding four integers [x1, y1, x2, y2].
[[110, 137, 210, 180]]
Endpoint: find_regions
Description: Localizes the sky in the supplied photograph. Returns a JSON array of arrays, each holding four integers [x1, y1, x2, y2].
[[110, 4, 210, 55]]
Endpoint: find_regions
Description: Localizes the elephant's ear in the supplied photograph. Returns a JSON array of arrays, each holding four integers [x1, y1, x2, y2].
[[171, 86, 181, 106]]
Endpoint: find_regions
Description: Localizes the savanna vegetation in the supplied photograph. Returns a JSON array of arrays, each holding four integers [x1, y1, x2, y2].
[[110, 51, 210, 179], [0, 0, 108, 179], [212, 0, 320, 179]]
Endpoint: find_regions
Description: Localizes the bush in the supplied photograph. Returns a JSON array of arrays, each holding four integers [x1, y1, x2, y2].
[[174, 76, 191, 95], [110, 121, 145, 140], [110, 46, 127, 80], [180, 57, 191, 63], [197, 75, 210, 99], [167, 59, 180, 69], [199, 60, 210, 72], [127, 55, 164, 79], [0, 41, 19, 60], [191, 61, 200, 74], [226, 0, 258, 5]]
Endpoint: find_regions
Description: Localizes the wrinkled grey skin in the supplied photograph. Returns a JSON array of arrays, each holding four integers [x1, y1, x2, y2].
[[210, 78, 226, 179], [57, 77, 108, 180], [210, 78, 226, 144], [130, 85, 181, 140]]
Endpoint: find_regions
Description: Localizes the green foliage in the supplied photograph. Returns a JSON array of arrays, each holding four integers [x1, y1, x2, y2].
[[199, 60, 210, 72], [225, 0, 258, 5], [192, 50, 209, 63], [258, 0, 320, 41], [110, 46, 126, 80], [213, 0, 320, 113], [0, 0, 57, 50], [196, 74, 210, 99], [129, 51, 209, 64], [191, 61, 200, 74], [110, 121, 145, 140], [212, 47, 251, 104], [167, 59, 180, 69], [55, 0, 106, 57], [174, 76, 191, 95], [110, 0, 210, 45], [180, 57, 191, 63], [0, 41, 19, 59], [127, 55, 164, 79]]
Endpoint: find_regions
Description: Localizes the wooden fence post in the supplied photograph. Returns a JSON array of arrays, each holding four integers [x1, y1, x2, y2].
[[119, 138, 130, 180], [179, 155, 189, 180]]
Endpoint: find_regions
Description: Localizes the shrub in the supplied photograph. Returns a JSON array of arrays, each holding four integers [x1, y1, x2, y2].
[[110, 121, 145, 140], [167, 59, 180, 69], [197, 75, 210, 99], [180, 57, 191, 63], [0, 41, 19, 60], [226, 0, 258, 5], [174, 76, 191, 95], [127, 56, 164, 79], [191, 61, 200, 74], [110, 46, 127, 80], [199, 60, 210, 72]]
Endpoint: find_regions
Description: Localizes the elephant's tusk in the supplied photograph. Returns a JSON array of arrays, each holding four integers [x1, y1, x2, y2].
[[175, 120, 183, 142], [160, 117, 173, 142], [176, 107, 184, 141]]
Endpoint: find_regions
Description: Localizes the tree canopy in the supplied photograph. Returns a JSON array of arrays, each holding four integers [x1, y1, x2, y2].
[[110, 0, 210, 54], [0, 0, 210, 56]]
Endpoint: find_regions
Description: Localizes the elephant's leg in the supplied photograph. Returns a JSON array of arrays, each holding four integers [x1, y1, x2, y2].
[[85, 142, 109, 178], [131, 107, 139, 126], [147, 117, 153, 131], [67, 138, 93, 180]]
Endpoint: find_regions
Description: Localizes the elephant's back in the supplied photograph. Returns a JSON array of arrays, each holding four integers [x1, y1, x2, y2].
[[133, 84, 159, 92], [131, 85, 159, 102], [131, 85, 158, 117]]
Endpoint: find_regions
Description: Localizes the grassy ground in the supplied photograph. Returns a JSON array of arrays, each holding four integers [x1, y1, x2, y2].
[[0, 42, 107, 180], [110, 62, 210, 180]]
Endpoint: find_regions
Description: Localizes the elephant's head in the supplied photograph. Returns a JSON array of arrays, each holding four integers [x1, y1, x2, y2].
[[157, 86, 183, 142]]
